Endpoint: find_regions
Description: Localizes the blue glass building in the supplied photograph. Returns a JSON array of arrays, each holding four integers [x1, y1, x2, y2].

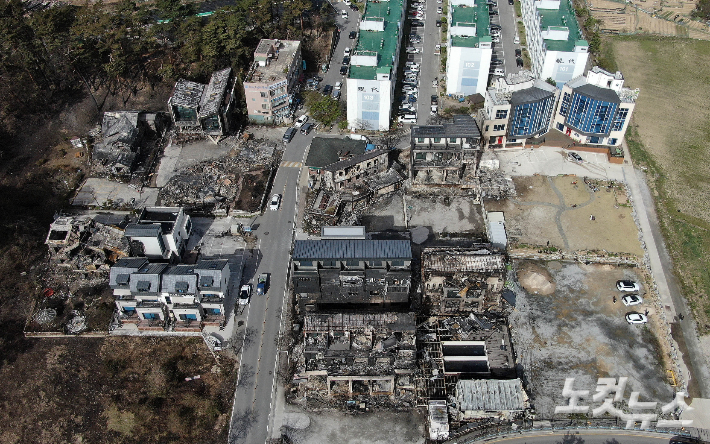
[[509, 86, 557, 138]]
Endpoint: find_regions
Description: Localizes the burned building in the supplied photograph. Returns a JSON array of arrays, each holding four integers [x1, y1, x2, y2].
[[296, 312, 417, 403], [417, 315, 516, 407], [168, 67, 237, 142], [92, 111, 142, 176], [292, 239, 412, 312], [452, 379, 527, 421], [45, 214, 129, 274], [410, 115, 482, 186], [322, 149, 389, 191], [422, 247, 506, 315]]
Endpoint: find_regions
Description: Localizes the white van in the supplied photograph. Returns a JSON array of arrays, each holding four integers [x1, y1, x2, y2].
[[341, 10, 348, 18], [493, 68, 505, 76], [514, 35, 520, 44], [398, 114, 417, 124]]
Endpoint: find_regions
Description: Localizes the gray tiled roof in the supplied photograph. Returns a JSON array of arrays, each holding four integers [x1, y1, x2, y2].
[[510, 86, 555, 106], [305, 137, 367, 169], [323, 150, 387, 173], [411, 115, 481, 139], [199, 67, 231, 118], [161, 265, 198, 294], [124, 223, 162, 237], [109, 258, 149, 287], [455, 379, 525, 411], [169, 79, 205, 108], [574, 83, 621, 104], [130, 263, 168, 293], [294, 240, 412, 260], [196, 259, 229, 290]]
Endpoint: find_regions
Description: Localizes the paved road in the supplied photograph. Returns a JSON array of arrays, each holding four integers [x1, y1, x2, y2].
[[321, 1, 361, 104], [453, 430, 684, 444], [228, 131, 313, 444]]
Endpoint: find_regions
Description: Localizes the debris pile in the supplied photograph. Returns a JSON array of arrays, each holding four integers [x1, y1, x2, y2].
[[65, 310, 87, 334], [34, 308, 57, 325], [159, 138, 280, 213]]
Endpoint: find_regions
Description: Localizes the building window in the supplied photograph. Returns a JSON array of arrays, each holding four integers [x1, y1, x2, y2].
[[484, 125, 489, 132], [345, 260, 360, 267], [298, 260, 313, 267], [557, 123, 564, 131], [559, 92, 571, 116], [321, 260, 338, 268], [493, 124, 506, 131], [608, 138, 618, 145], [415, 153, 426, 160], [495, 109, 508, 119], [448, 137, 457, 143], [143, 312, 158, 320], [611, 108, 629, 131], [417, 137, 425, 143], [433, 137, 442, 143], [369, 260, 383, 268], [262, 104, 268, 109], [260, 92, 267, 98], [391, 260, 405, 267]]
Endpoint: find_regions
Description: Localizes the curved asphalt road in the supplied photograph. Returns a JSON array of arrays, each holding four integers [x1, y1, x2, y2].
[[462, 430, 683, 444]]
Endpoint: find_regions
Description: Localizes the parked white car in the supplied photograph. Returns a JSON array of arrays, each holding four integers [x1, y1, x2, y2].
[[617, 280, 640, 292], [334, 81, 342, 90], [269, 194, 281, 211], [294, 115, 308, 128]]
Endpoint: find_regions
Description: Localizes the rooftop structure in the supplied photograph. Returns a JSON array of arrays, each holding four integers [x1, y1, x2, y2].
[[305, 137, 368, 173], [244, 39, 302, 123], [521, 0, 588, 87], [346, 0, 406, 130], [446, 0, 492, 97], [92, 111, 143, 176], [453, 379, 527, 420], [124, 207, 192, 262]]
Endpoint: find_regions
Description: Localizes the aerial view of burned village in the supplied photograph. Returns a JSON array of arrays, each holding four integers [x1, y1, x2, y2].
[[2, 0, 710, 442]]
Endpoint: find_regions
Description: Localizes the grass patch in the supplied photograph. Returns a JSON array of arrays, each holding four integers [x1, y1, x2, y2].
[[515, 0, 522, 17], [517, 21, 527, 46]]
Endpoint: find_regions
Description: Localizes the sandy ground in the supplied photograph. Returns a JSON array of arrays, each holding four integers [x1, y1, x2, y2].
[[509, 261, 674, 417], [72, 177, 159, 207], [485, 176, 644, 256], [361, 193, 485, 235], [281, 407, 426, 444]]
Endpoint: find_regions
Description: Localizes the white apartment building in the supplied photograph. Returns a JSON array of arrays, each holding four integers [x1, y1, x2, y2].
[[446, 0, 493, 97]]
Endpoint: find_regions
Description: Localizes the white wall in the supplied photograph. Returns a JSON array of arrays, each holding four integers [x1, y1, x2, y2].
[[347, 78, 393, 130], [446, 46, 492, 96], [540, 50, 587, 87]]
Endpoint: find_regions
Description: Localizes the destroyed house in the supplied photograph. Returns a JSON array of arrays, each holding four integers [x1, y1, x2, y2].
[[168, 67, 237, 140], [417, 315, 515, 406], [92, 111, 143, 176], [293, 239, 412, 311], [422, 247, 506, 314], [300, 312, 417, 399], [305, 137, 368, 178], [46, 214, 129, 273], [322, 149, 389, 191], [410, 115, 482, 185], [124, 207, 192, 261]]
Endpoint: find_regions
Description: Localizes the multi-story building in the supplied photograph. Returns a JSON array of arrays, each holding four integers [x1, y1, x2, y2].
[[409, 115, 482, 185], [346, 0, 406, 130], [322, 149, 389, 191], [124, 207, 192, 262], [244, 39, 302, 123], [292, 239, 412, 312], [521, 0, 588, 87], [552, 66, 638, 146], [110, 258, 231, 331], [446, 0, 493, 97], [480, 70, 558, 148], [167, 67, 237, 141]]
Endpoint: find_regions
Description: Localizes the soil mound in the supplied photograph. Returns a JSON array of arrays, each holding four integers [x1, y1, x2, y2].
[[518, 263, 556, 295]]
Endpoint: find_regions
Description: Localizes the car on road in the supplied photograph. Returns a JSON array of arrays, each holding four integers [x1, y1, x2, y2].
[[239, 284, 252, 305], [269, 193, 281, 211], [509, 0, 514, 4], [342, 56, 350, 65], [405, 61, 420, 69], [300, 122, 314, 135], [515, 48, 522, 57], [435, 19, 441, 27], [411, 20, 424, 27], [622, 294, 643, 306], [282, 127, 296, 143], [432, 79, 438, 87], [323, 84, 333, 95], [617, 280, 640, 292], [341, 10, 348, 18], [256, 273, 269, 295], [625, 312, 648, 324], [334, 81, 342, 90], [398, 114, 417, 124], [294, 115, 309, 128], [332, 89, 341, 100], [492, 68, 505, 76], [340, 65, 349, 75], [434, 44, 441, 54], [431, 94, 438, 105], [437, 6, 443, 13], [516, 57, 524, 67], [568, 152, 583, 163], [430, 105, 438, 115], [514, 35, 520, 44], [349, 31, 357, 39], [489, 9, 498, 14], [491, 59, 503, 66], [406, 47, 420, 53], [344, 47, 351, 57]]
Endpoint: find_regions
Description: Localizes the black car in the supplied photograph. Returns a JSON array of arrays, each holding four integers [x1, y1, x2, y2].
[[435, 20, 441, 27], [489, 9, 498, 15], [323, 85, 333, 95], [431, 95, 438, 105], [350, 2, 358, 10], [411, 20, 424, 26], [516, 57, 524, 67], [340, 65, 349, 75], [300, 122, 314, 135], [349, 31, 357, 39], [491, 59, 504, 66], [490, 24, 501, 30], [515, 48, 522, 57], [342, 56, 350, 65], [509, 0, 514, 4]]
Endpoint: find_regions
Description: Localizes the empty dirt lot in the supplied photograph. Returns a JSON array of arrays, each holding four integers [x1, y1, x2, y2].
[[486, 175, 644, 256], [509, 260, 674, 417], [610, 37, 710, 334]]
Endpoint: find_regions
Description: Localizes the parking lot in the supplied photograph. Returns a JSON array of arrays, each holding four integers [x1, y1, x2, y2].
[[509, 260, 675, 417]]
